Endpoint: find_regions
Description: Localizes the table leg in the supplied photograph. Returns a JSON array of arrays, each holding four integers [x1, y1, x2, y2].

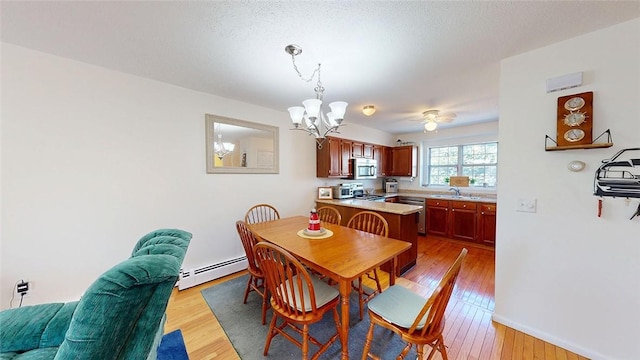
[[338, 280, 350, 359], [390, 257, 398, 286]]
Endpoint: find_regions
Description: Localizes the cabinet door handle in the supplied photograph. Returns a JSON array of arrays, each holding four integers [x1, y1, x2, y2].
[[451, 209, 455, 212], [481, 212, 485, 215]]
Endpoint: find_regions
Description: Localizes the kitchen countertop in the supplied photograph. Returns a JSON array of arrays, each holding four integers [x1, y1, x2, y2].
[[376, 192, 497, 204], [316, 199, 422, 215]]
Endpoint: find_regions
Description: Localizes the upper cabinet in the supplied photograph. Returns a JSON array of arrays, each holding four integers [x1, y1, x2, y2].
[[316, 137, 352, 178], [390, 145, 417, 177], [316, 137, 416, 178]]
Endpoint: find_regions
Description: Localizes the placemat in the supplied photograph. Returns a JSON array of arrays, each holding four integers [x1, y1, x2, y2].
[[296, 228, 334, 239]]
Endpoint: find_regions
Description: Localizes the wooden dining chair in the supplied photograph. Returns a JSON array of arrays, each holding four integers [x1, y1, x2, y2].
[[253, 241, 342, 360], [346, 211, 389, 320], [316, 206, 342, 225], [235, 220, 268, 325], [244, 203, 280, 224], [361, 248, 468, 360]]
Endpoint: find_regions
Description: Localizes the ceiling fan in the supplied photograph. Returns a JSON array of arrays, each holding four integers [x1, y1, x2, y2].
[[420, 110, 456, 132]]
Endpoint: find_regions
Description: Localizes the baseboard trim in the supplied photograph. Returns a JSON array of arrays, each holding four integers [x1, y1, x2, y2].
[[491, 313, 606, 360]]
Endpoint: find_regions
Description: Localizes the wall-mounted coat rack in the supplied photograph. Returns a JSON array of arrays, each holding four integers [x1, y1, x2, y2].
[[593, 147, 640, 220]]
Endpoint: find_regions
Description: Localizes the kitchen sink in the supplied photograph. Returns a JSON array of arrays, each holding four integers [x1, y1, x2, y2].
[[428, 195, 482, 200]]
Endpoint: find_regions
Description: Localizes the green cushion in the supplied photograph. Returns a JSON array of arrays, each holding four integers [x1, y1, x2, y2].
[[279, 274, 339, 311], [131, 229, 192, 255], [54, 254, 180, 359], [0, 347, 58, 360], [0, 303, 64, 352], [1, 229, 191, 360], [367, 285, 429, 329], [133, 243, 186, 261], [39, 302, 78, 348]]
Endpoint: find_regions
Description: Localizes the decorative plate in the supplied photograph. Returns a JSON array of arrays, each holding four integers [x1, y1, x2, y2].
[[563, 129, 585, 142], [303, 228, 326, 237], [564, 96, 585, 111], [563, 112, 586, 127]]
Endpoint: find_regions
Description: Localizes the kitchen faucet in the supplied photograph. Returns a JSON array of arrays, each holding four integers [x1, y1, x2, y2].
[[449, 187, 461, 197]]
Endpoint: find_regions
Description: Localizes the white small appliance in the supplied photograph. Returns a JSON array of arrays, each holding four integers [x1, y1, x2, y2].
[[332, 184, 353, 199], [384, 178, 398, 193], [352, 158, 377, 180]]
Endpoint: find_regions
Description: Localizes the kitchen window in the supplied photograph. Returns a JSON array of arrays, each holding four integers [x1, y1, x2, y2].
[[422, 142, 498, 187]]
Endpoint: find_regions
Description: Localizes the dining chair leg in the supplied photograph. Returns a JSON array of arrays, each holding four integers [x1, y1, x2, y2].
[[263, 313, 278, 356], [415, 344, 425, 359], [261, 291, 267, 325], [358, 277, 365, 321], [361, 321, 375, 360], [332, 307, 342, 348], [302, 323, 309, 360], [426, 335, 447, 360], [372, 269, 382, 293], [243, 275, 253, 304], [397, 343, 412, 359]]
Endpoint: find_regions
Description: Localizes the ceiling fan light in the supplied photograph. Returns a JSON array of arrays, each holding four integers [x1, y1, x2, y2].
[[423, 109, 439, 121], [424, 121, 438, 132], [362, 105, 376, 116]]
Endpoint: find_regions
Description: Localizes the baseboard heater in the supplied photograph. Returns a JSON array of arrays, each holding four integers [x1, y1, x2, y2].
[[178, 256, 247, 290]]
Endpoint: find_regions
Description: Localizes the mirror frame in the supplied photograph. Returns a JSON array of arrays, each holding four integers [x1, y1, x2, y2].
[[205, 114, 279, 174]]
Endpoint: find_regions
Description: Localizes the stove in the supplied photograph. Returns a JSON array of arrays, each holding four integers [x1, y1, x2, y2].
[[355, 195, 387, 202]]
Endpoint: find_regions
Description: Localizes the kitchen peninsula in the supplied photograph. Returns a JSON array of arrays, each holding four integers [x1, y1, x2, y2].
[[315, 199, 421, 275]]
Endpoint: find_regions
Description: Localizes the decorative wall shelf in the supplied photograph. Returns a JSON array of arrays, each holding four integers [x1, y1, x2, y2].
[[545, 129, 613, 151]]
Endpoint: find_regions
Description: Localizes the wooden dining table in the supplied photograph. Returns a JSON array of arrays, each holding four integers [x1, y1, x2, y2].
[[249, 215, 412, 360]]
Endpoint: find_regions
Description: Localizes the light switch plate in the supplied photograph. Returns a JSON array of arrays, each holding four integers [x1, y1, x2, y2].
[[517, 198, 537, 213]]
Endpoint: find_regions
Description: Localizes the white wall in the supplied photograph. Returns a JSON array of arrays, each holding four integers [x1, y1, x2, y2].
[[496, 19, 640, 360], [0, 44, 392, 309]]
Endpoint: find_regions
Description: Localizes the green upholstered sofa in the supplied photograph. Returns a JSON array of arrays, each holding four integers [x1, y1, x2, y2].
[[0, 229, 192, 360]]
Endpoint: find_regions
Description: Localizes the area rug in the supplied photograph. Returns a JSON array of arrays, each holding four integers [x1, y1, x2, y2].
[[157, 329, 189, 360], [201, 274, 414, 360]]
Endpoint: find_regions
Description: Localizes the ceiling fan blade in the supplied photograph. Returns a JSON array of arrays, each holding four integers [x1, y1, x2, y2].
[[436, 112, 456, 123]]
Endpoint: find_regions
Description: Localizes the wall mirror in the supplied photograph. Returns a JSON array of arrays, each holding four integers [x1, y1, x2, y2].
[[205, 114, 279, 174]]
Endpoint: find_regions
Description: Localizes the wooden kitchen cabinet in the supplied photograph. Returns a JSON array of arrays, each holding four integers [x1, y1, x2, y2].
[[373, 145, 389, 176], [351, 141, 374, 159], [390, 145, 417, 177], [316, 137, 347, 177], [317, 136, 397, 178], [450, 201, 477, 242], [426, 199, 496, 247], [351, 141, 364, 158], [363, 143, 374, 159], [477, 203, 497, 246], [317, 201, 418, 276], [340, 139, 352, 177], [426, 199, 449, 236]]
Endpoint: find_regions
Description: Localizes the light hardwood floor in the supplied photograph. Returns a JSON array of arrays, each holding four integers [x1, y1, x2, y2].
[[164, 235, 589, 360]]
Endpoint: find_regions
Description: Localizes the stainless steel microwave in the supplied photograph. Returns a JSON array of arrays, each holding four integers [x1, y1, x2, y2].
[[352, 158, 377, 180]]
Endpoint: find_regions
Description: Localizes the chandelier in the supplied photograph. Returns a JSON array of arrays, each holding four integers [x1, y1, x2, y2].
[[285, 44, 348, 148], [214, 128, 235, 160]]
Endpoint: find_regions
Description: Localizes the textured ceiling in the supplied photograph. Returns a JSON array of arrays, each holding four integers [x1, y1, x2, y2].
[[2, 1, 639, 134]]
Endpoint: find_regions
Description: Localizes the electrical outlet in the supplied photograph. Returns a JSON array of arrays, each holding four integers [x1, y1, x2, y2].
[[17, 280, 29, 294]]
